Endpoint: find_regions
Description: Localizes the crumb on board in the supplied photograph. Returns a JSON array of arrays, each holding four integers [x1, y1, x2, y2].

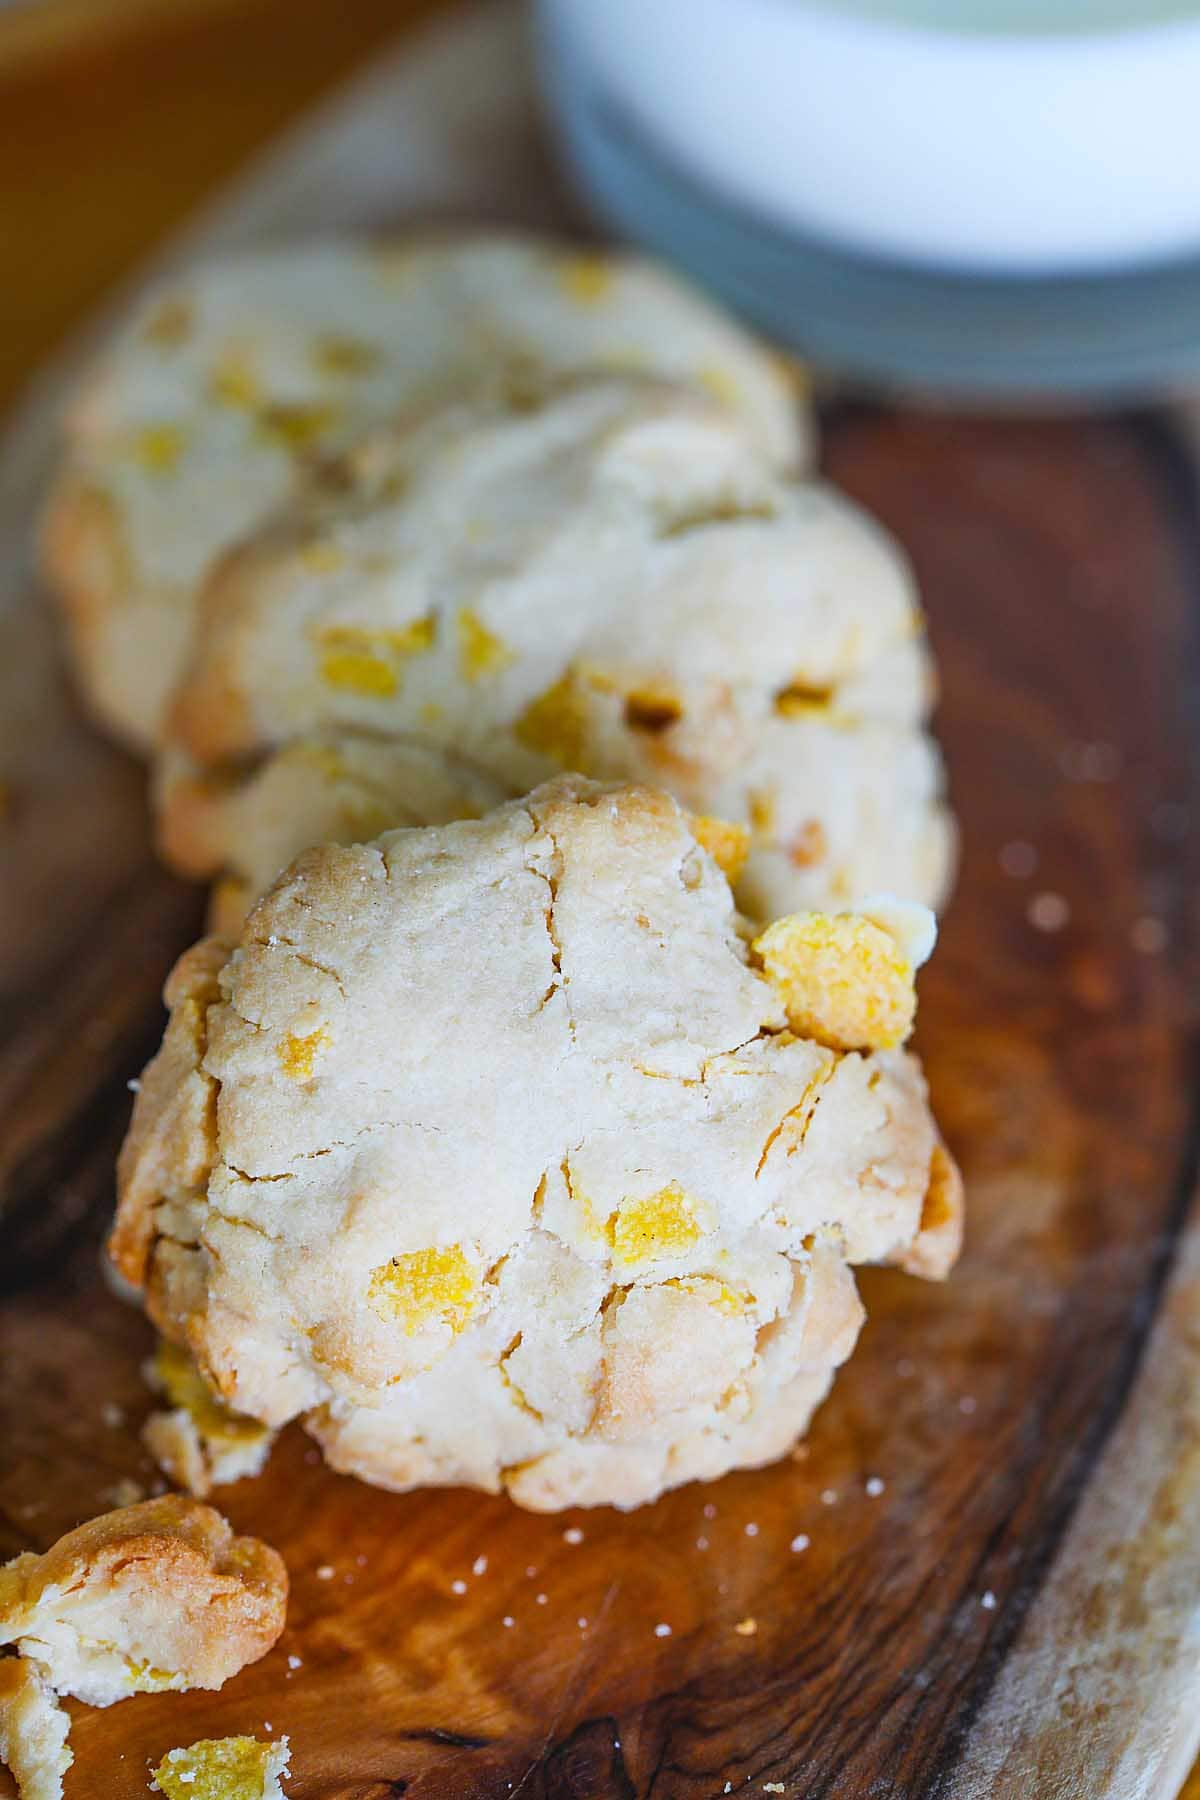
[[1027, 891, 1069, 932], [150, 1734, 290, 1799]]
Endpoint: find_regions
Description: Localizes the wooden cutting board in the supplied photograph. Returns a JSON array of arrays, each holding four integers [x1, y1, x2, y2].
[[2, 402, 1199, 1799]]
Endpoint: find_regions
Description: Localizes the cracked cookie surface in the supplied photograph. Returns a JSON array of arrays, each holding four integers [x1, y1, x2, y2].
[[113, 777, 960, 1510]]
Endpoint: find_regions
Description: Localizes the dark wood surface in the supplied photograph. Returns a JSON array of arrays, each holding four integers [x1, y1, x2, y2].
[[2, 405, 1198, 1797]]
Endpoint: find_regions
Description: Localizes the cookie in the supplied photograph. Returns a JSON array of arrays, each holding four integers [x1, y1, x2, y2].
[[0, 1497, 287, 1800], [161, 376, 952, 921], [112, 776, 962, 1511], [154, 733, 509, 938], [41, 233, 808, 748], [0, 1495, 286, 1707], [0, 1661, 71, 1800]]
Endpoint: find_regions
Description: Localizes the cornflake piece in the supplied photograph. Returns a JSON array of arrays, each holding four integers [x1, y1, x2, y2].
[[151, 1735, 291, 1800], [143, 1340, 277, 1498], [752, 908, 925, 1051]]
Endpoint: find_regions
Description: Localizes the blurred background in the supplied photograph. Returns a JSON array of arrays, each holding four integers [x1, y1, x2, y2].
[[6, 0, 1200, 411]]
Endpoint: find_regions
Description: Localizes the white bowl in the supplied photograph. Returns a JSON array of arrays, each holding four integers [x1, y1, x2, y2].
[[540, 0, 1200, 274]]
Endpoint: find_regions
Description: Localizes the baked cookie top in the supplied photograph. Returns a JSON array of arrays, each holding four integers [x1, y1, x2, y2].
[[160, 376, 950, 918], [112, 777, 961, 1508], [41, 233, 808, 747]]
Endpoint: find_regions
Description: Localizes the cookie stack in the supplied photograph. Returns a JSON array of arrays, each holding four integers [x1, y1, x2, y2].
[[42, 232, 962, 1511]]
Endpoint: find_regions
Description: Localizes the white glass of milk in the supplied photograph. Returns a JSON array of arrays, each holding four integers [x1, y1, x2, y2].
[[537, 0, 1200, 275]]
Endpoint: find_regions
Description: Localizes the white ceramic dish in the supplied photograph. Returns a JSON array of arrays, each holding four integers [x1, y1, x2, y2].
[[539, 0, 1200, 275]]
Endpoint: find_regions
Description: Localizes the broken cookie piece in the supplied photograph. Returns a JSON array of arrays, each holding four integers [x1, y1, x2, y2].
[[144, 1339, 276, 1497], [112, 775, 962, 1511], [0, 1495, 286, 1706], [151, 1735, 291, 1800], [0, 1497, 286, 1800], [0, 1659, 72, 1800]]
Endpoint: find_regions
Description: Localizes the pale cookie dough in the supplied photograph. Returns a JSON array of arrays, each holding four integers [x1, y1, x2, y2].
[[152, 1736, 290, 1799], [0, 1497, 287, 1800], [112, 777, 962, 1511], [40, 233, 808, 749], [0, 1661, 71, 1800], [160, 376, 952, 922]]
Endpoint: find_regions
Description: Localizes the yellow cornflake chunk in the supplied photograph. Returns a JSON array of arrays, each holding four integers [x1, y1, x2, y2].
[[623, 684, 682, 734], [257, 400, 339, 451], [368, 1245, 478, 1336], [752, 912, 917, 1052], [143, 297, 194, 347], [665, 1276, 746, 1316], [775, 680, 835, 719], [277, 1026, 329, 1080], [130, 423, 187, 475], [299, 541, 345, 575], [557, 253, 615, 305], [154, 1340, 269, 1451], [457, 609, 515, 681], [315, 619, 434, 697], [698, 363, 739, 409], [690, 815, 750, 884], [607, 1182, 708, 1269], [515, 674, 588, 768], [734, 1617, 758, 1637], [311, 333, 382, 376], [122, 1657, 181, 1694], [152, 1736, 286, 1800], [208, 352, 262, 411], [748, 789, 777, 841]]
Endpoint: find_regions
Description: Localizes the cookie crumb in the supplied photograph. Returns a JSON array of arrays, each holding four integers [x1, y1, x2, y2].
[[1131, 916, 1167, 954], [1028, 891, 1069, 932]]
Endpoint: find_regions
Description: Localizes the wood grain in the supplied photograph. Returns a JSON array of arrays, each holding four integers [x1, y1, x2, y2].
[[2, 405, 1198, 1797]]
